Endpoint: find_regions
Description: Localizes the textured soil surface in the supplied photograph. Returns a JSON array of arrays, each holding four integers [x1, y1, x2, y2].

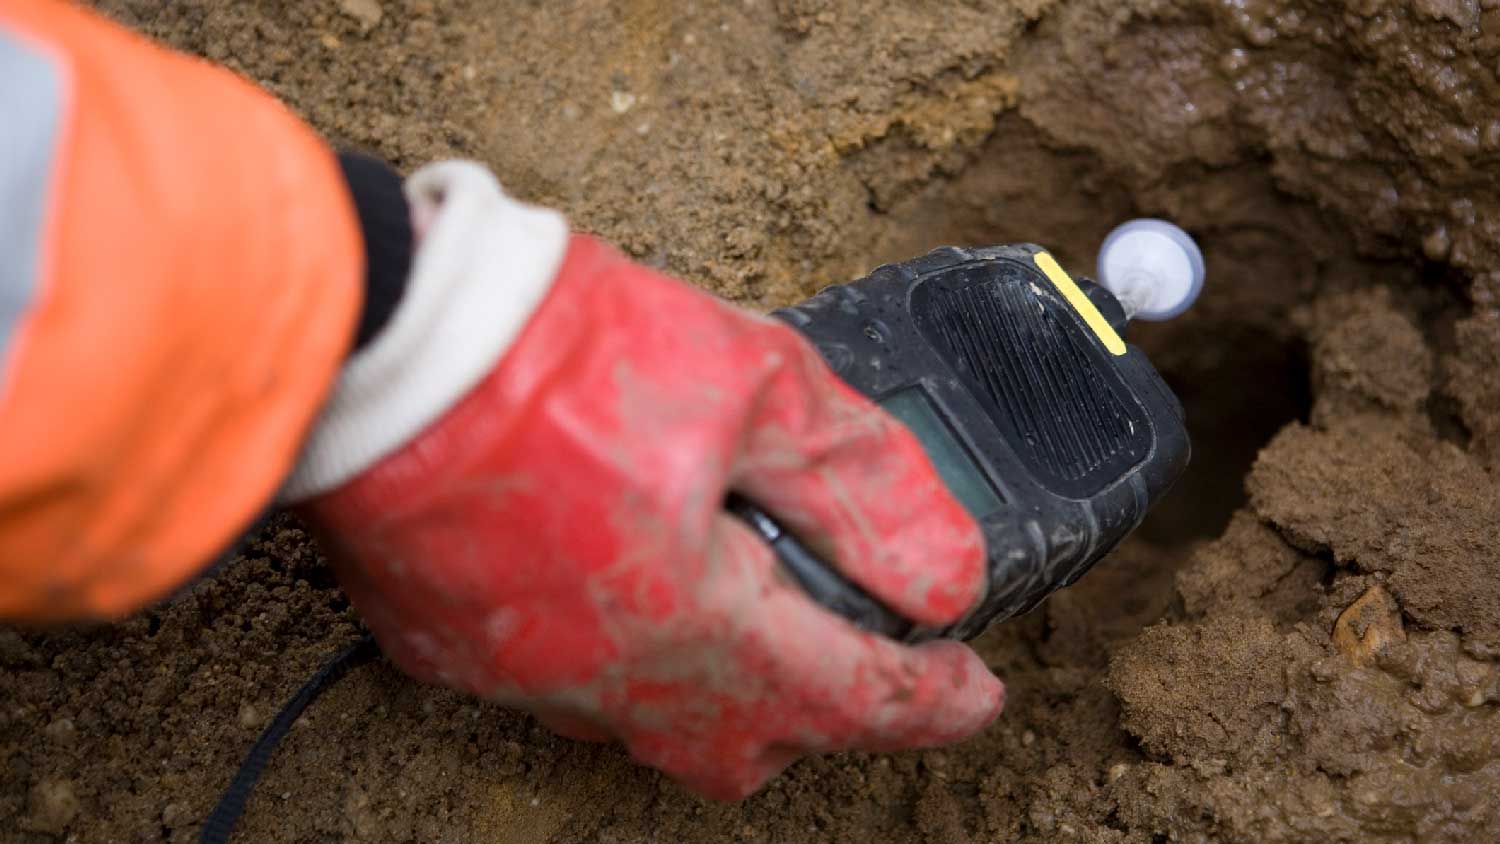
[[4, 1, 1499, 842]]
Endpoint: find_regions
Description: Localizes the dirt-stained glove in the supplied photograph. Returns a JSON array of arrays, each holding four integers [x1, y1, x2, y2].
[[288, 161, 1004, 799]]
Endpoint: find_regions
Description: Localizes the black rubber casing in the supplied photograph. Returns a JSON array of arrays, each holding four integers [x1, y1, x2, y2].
[[730, 244, 1190, 642]]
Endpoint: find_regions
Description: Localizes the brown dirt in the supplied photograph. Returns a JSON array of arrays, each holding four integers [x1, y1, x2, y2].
[[4, 0, 1498, 841]]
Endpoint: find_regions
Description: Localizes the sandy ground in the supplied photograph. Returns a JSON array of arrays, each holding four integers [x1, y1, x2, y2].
[[4, 1, 1499, 842]]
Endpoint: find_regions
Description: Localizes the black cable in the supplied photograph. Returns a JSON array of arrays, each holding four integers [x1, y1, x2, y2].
[[200, 633, 381, 844]]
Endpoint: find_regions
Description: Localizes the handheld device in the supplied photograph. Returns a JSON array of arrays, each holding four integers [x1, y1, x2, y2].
[[731, 240, 1194, 641]]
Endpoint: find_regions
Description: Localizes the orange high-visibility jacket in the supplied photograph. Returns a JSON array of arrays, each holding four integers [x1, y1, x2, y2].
[[0, 1, 366, 620]]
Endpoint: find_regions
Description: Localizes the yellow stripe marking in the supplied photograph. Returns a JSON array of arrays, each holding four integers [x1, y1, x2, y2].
[[1033, 251, 1126, 356]]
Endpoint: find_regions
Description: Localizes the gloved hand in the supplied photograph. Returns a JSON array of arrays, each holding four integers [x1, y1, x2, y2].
[[290, 162, 1004, 799]]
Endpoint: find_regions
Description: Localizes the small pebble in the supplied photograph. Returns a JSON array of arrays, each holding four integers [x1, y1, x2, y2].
[[338, 0, 383, 29], [29, 779, 78, 834], [1422, 226, 1451, 260], [162, 801, 190, 827], [610, 91, 637, 114], [1332, 585, 1405, 666], [43, 718, 76, 745]]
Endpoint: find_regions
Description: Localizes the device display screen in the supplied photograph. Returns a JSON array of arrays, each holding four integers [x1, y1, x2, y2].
[[878, 387, 1003, 518]]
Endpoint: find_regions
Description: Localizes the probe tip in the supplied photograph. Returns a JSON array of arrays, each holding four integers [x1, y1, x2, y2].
[[1097, 219, 1205, 321]]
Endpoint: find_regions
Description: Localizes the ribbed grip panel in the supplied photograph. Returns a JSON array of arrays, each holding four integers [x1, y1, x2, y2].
[[922, 272, 1148, 496]]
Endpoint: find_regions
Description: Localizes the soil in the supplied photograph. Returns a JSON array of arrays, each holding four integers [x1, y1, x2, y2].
[[3, 1, 1498, 842]]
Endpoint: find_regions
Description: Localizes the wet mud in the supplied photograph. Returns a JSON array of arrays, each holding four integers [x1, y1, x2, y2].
[[3, 1, 1498, 842]]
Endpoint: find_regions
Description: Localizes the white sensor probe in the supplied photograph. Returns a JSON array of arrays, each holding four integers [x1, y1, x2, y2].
[[1096, 219, 1205, 321]]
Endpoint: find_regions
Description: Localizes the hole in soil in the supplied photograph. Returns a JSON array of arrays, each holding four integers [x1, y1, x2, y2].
[[1427, 393, 1473, 448], [1132, 318, 1311, 544], [870, 114, 1323, 545]]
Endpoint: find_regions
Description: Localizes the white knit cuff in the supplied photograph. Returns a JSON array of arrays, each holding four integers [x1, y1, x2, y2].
[[280, 160, 569, 502]]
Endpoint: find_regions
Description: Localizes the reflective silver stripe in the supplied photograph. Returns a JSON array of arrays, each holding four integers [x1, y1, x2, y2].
[[0, 28, 62, 361]]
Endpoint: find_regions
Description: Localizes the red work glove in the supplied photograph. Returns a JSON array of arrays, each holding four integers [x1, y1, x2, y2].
[[288, 162, 1004, 799]]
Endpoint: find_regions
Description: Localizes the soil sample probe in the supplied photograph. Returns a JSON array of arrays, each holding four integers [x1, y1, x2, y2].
[[733, 219, 1203, 639], [203, 220, 1204, 842]]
